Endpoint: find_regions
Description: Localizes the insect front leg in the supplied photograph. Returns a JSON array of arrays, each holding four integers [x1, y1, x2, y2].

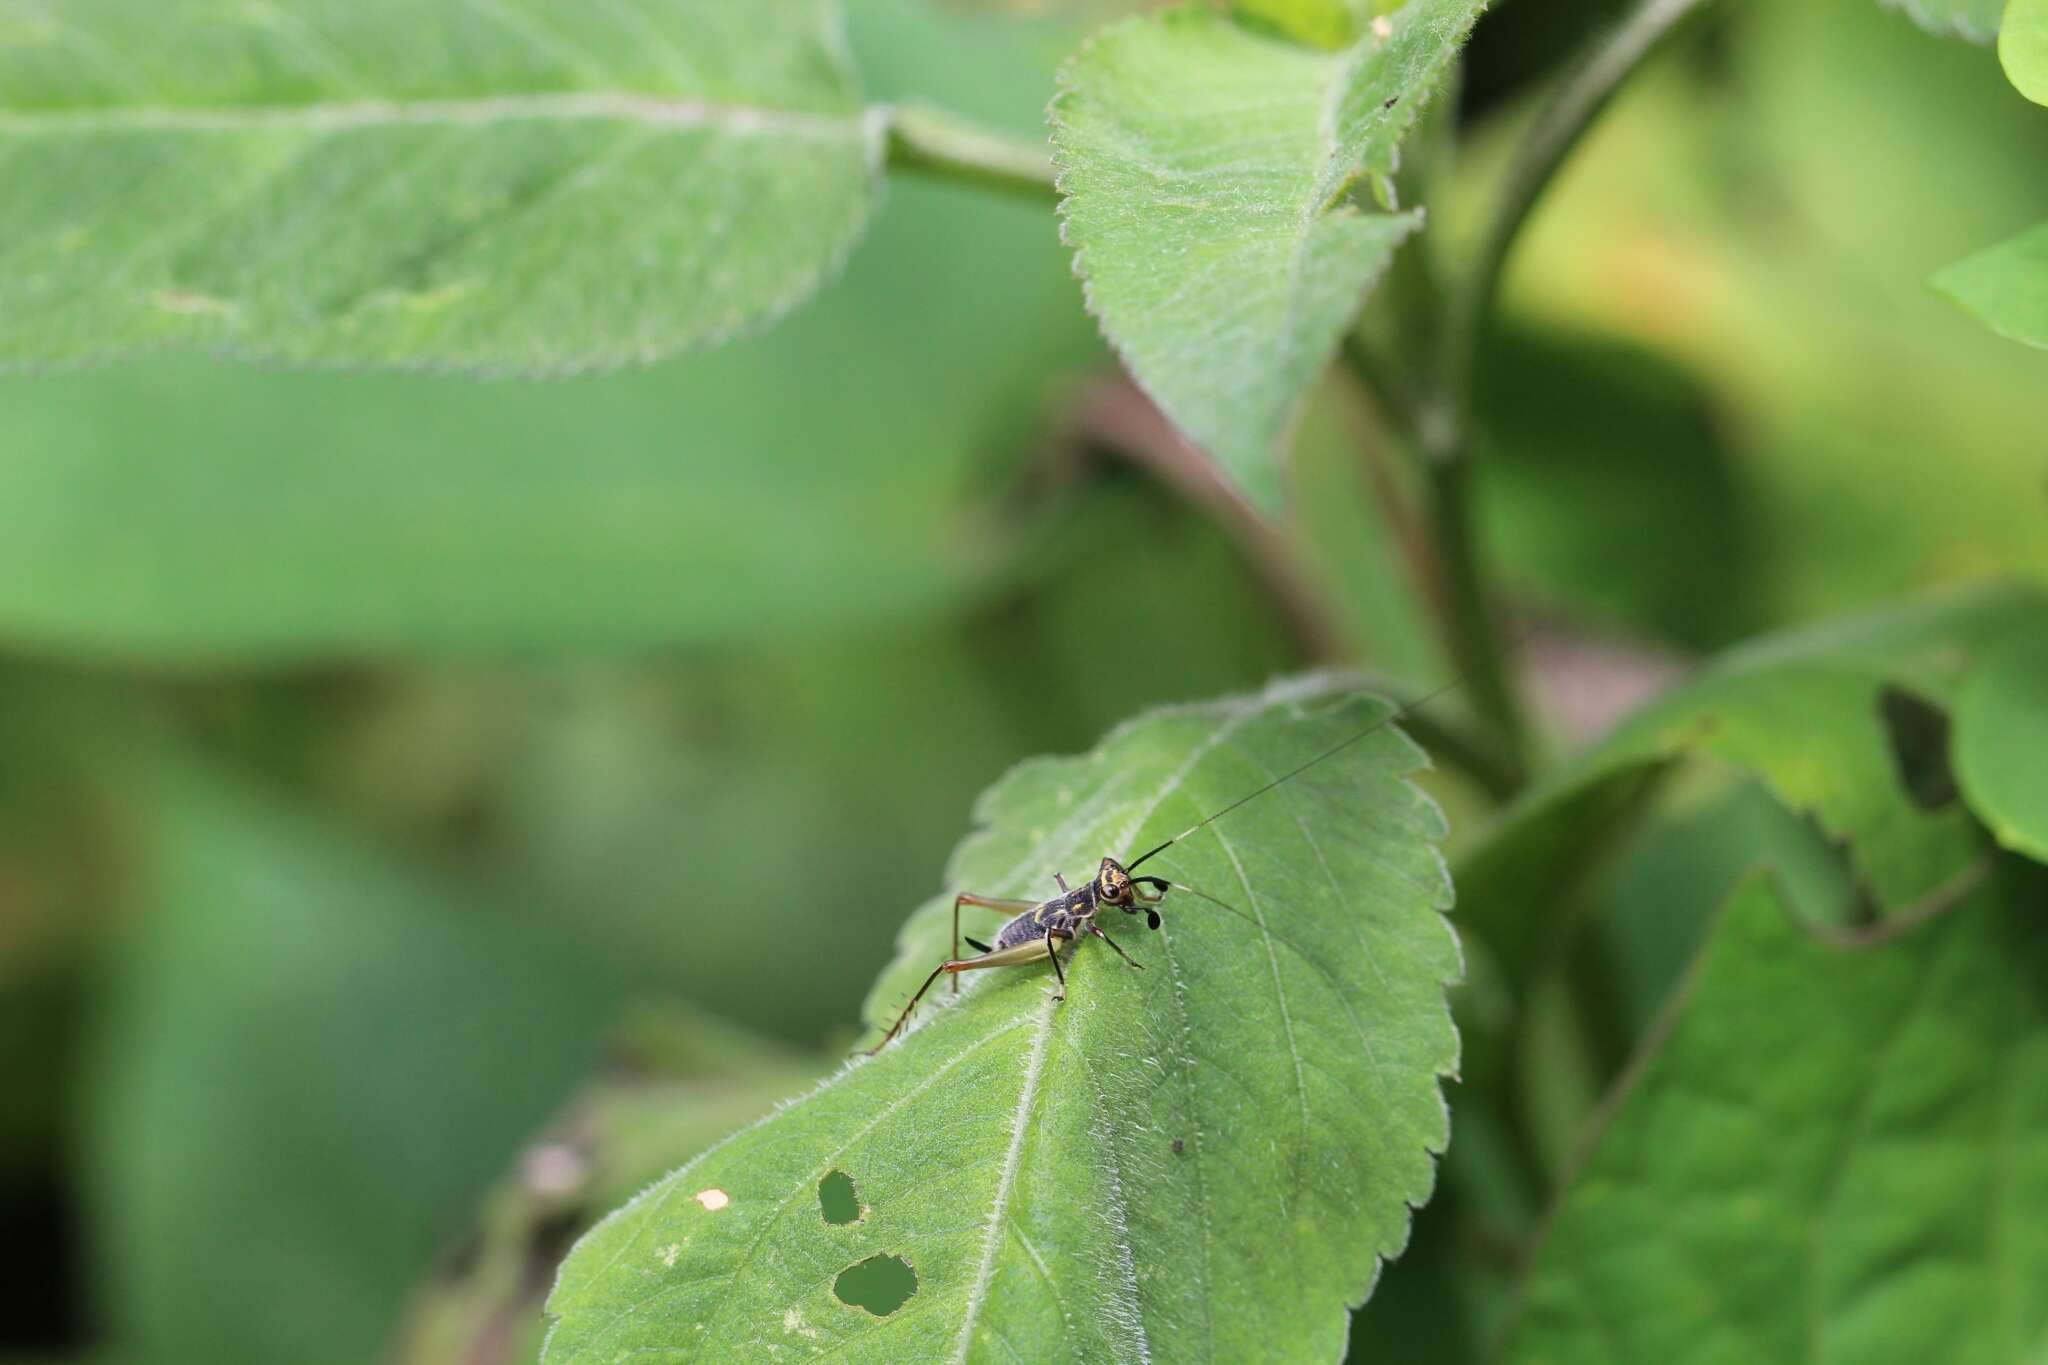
[[1089, 922, 1144, 970], [951, 893, 1035, 994]]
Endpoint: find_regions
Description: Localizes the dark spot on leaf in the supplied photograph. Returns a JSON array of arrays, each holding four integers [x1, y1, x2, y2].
[[1171, 1138, 1185, 1154], [834, 1253, 916, 1315], [1382, 95, 1399, 109], [1877, 685, 1958, 810], [818, 1169, 862, 1225]]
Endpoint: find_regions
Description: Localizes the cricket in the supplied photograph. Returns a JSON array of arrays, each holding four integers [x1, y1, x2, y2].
[[865, 676, 1464, 1053]]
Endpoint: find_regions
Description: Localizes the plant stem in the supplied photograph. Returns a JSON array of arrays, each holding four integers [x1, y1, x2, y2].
[[1372, 0, 1714, 775], [882, 103, 1060, 204], [1442, 0, 1714, 409]]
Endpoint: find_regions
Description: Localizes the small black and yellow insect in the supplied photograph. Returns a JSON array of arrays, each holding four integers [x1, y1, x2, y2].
[[865, 677, 1461, 1053]]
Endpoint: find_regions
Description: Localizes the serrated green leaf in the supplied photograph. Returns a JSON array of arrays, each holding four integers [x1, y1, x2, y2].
[[1459, 584, 2048, 1007], [1051, 1, 1484, 516], [1506, 867, 2048, 1363], [544, 677, 1459, 1362], [0, 0, 879, 370], [2004, 0, 2048, 98], [1934, 220, 2048, 348], [1880, 0, 2004, 41], [1955, 618, 2048, 863], [0, 172, 1092, 660]]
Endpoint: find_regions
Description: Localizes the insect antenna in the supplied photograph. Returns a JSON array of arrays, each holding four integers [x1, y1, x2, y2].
[[1123, 671, 1477, 873], [1139, 877, 1244, 921]]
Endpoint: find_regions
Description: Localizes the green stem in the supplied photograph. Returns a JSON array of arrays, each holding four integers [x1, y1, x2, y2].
[[1442, 0, 1715, 409], [882, 103, 1060, 204], [1384, 0, 1714, 774]]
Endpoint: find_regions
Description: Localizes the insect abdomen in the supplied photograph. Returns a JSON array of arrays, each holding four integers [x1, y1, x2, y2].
[[995, 902, 1078, 951]]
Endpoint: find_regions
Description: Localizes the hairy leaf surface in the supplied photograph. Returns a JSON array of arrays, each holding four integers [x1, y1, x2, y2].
[[0, 0, 879, 369], [1051, 1, 1484, 516], [0, 177, 1091, 660], [545, 677, 1459, 1362], [1935, 220, 2048, 348], [1507, 868, 2048, 1363]]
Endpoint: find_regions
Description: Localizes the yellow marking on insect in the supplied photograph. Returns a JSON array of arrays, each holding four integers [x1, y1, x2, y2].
[[694, 1187, 730, 1212]]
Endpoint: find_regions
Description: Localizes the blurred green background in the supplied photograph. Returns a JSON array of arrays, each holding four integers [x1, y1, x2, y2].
[[2, 2, 2044, 1362]]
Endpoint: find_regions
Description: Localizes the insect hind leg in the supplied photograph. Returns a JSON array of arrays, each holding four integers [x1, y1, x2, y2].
[[951, 893, 1034, 994]]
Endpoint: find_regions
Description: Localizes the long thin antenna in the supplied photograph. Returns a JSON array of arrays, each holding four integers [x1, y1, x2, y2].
[[1124, 672, 1475, 872]]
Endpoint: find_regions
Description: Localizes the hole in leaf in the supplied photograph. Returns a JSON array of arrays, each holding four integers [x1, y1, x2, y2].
[[833, 1253, 917, 1315], [818, 1170, 862, 1225], [1877, 685, 1958, 810]]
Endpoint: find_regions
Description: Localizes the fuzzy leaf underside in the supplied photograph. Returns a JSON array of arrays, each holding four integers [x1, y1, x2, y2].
[[1509, 868, 2048, 1363], [0, 0, 878, 370], [544, 676, 1460, 1363], [1050, 1, 1484, 516]]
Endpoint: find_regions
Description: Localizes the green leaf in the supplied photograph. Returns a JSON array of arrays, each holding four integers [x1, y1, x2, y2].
[[1506, 866, 2048, 1362], [1934, 220, 2048, 348], [1458, 584, 2048, 1010], [0, 173, 1093, 660], [1955, 619, 2048, 863], [1233, 0, 1366, 49], [88, 762, 615, 1364], [1880, 0, 2003, 41], [2004, 0, 2048, 98], [397, 1006, 829, 1365], [545, 677, 1459, 1362], [0, 0, 879, 370], [1050, 1, 1484, 516]]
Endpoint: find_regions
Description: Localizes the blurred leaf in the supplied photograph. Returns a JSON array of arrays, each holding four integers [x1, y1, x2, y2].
[[1882, 0, 2004, 41], [1050, 1, 1484, 515], [1506, 865, 2048, 1363], [1460, 583, 2048, 1001], [1233, 0, 1364, 48], [396, 1003, 827, 1365], [1933, 220, 2048, 348], [1591, 773, 1860, 1027], [1476, 326, 1761, 649], [1955, 618, 2048, 862], [85, 764, 614, 1364], [0, 170, 1093, 660], [545, 678, 1458, 1361], [2006, 0, 2048, 98], [0, 0, 880, 370], [1500, 1, 2048, 617]]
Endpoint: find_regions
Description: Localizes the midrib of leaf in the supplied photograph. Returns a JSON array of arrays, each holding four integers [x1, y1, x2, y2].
[[953, 991, 1061, 1363], [0, 92, 871, 138], [560, 695, 1276, 1361], [0, 0, 879, 369]]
